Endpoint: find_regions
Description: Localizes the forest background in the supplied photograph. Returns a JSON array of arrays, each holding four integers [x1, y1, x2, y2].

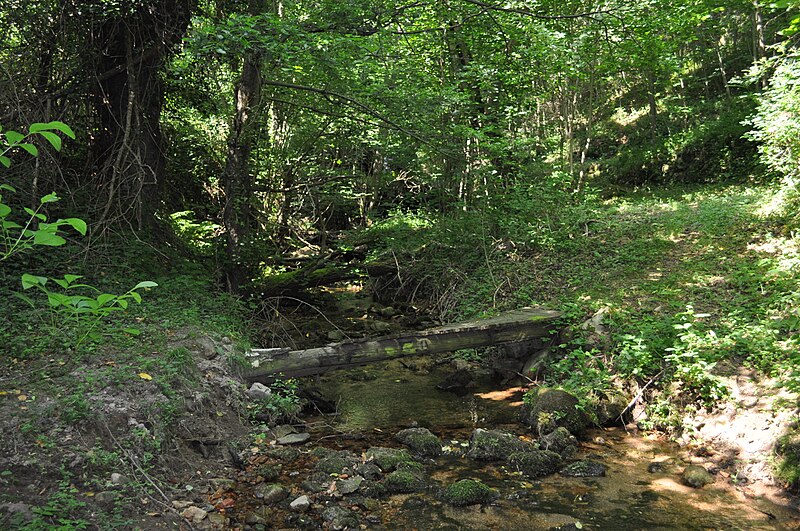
[[3, 0, 800, 527]]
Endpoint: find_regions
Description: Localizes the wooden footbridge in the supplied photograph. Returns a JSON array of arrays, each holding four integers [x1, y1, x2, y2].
[[243, 307, 561, 382]]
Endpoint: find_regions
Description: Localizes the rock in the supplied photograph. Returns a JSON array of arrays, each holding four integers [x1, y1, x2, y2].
[[110, 472, 130, 485], [521, 349, 552, 380], [180, 506, 208, 523], [539, 427, 578, 458], [277, 432, 310, 445], [272, 424, 296, 438], [0, 502, 33, 524], [356, 462, 382, 480], [395, 428, 443, 457], [209, 477, 236, 490], [207, 512, 227, 527], [254, 483, 289, 504], [322, 506, 359, 530], [289, 495, 310, 512], [365, 447, 416, 472], [559, 460, 608, 477], [379, 306, 398, 318], [369, 321, 392, 333], [315, 453, 358, 474], [595, 391, 628, 425], [520, 388, 591, 435], [255, 464, 281, 482], [337, 475, 364, 494], [264, 446, 300, 462], [299, 387, 337, 414], [508, 450, 562, 478], [647, 460, 675, 474], [382, 469, 426, 494], [682, 465, 714, 488], [436, 369, 475, 395], [327, 330, 345, 341], [244, 507, 274, 525], [466, 429, 529, 461], [95, 491, 119, 503], [247, 382, 272, 400], [441, 479, 498, 506]]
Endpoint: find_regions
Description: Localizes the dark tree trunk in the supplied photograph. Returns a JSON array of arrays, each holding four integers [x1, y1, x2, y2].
[[89, 1, 194, 229], [222, 0, 266, 293]]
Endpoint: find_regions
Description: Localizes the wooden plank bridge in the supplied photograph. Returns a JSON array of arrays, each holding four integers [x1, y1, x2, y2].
[[243, 307, 561, 382]]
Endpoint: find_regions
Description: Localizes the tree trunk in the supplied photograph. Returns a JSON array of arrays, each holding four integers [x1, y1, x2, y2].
[[90, 1, 194, 229]]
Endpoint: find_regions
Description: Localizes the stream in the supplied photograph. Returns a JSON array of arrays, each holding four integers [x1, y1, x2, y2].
[[228, 355, 800, 530]]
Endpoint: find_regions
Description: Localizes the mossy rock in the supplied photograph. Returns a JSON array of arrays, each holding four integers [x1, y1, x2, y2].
[[595, 391, 629, 425], [559, 460, 607, 478], [395, 427, 443, 457], [365, 447, 417, 472], [263, 446, 300, 462], [255, 463, 282, 481], [466, 429, 529, 461], [382, 469, 426, 494], [539, 427, 578, 458], [681, 465, 714, 488], [314, 455, 357, 474], [507, 450, 562, 478], [441, 479, 498, 506], [521, 388, 591, 435]]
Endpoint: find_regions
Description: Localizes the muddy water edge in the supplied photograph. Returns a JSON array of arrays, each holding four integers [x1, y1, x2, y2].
[[225, 357, 800, 530]]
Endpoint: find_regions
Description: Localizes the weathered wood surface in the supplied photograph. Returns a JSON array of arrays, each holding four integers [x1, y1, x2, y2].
[[244, 307, 561, 381]]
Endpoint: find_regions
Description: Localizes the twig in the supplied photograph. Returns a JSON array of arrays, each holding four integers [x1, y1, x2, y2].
[[617, 369, 664, 423]]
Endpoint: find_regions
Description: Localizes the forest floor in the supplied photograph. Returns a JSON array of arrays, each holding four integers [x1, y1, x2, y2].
[[1, 183, 799, 528]]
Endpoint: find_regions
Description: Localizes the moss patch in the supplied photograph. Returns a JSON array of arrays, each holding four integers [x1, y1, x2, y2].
[[395, 428, 443, 457], [366, 447, 416, 472], [441, 479, 498, 506], [507, 450, 562, 478], [466, 429, 529, 461]]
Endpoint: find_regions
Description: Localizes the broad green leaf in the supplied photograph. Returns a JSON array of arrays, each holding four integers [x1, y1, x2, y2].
[[47, 293, 68, 307], [0, 156, 10, 168], [21, 274, 47, 289], [4, 131, 24, 145], [129, 291, 142, 303], [38, 131, 62, 151], [44, 121, 75, 139], [97, 293, 116, 306], [57, 218, 87, 235], [117, 299, 129, 309], [133, 281, 158, 290], [0, 204, 10, 217], [63, 274, 83, 284], [53, 278, 70, 289], [0, 184, 15, 192], [19, 143, 38, 157], [40, 193, 59, 204], [123, 328, 141, 336], [2, 220, 22, 229], [13, 292, 35, 307], [33, 231, 66, 246]]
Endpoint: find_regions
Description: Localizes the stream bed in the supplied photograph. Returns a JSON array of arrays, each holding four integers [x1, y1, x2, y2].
[[229, 357, 800, 530]]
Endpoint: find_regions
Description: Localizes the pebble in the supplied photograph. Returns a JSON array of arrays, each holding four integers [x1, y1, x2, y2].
[[110, 473, 129, 485], [246, 382, 272, 400], [277, 432, 310, 445], [290, 495, 310, 512], [180, 506, 208, 523]]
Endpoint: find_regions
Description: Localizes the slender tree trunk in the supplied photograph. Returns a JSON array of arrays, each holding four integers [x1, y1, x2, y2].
[[222, 41, 263, 292]]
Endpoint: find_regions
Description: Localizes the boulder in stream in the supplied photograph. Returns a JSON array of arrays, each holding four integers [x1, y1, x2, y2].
[[365, 447, 417, 472], [508, 449, 562, 478], [681, 465, 714, 488], [322, 506, 359, 530], [467, 429, 529, 461], [539, 427, 578, 458], [520, 388, 591, 435], [559, 460, 608, 478], [381, 468, 427, 494], [395, 427, 443, 457], [441, 479, 499, 506]]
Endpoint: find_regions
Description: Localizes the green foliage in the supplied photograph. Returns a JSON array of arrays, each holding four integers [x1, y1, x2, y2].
[[0, 122, 84, 261], [15, 274, 157, 349], [20, 480, 89, 530], [249, 378, 302, 425]]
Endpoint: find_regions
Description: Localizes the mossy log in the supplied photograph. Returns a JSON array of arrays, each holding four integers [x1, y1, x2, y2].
[[252, 262, 396, 297], [244, 307, 560, 381]]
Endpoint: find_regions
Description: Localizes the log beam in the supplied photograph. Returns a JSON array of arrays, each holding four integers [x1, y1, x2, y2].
[[244, 307, 561, 381]]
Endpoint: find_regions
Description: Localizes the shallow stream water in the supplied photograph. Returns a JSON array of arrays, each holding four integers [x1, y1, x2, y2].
[[309, 358, 800, 530]]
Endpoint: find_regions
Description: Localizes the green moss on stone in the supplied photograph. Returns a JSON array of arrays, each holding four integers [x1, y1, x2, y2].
[[395, 428, 443, 457], [442, 479, 498, 506], [366, 447, 416, 472], [382, 469, 426, 494], [466, 429, 528, 461], [507, 450, 562, 478]]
